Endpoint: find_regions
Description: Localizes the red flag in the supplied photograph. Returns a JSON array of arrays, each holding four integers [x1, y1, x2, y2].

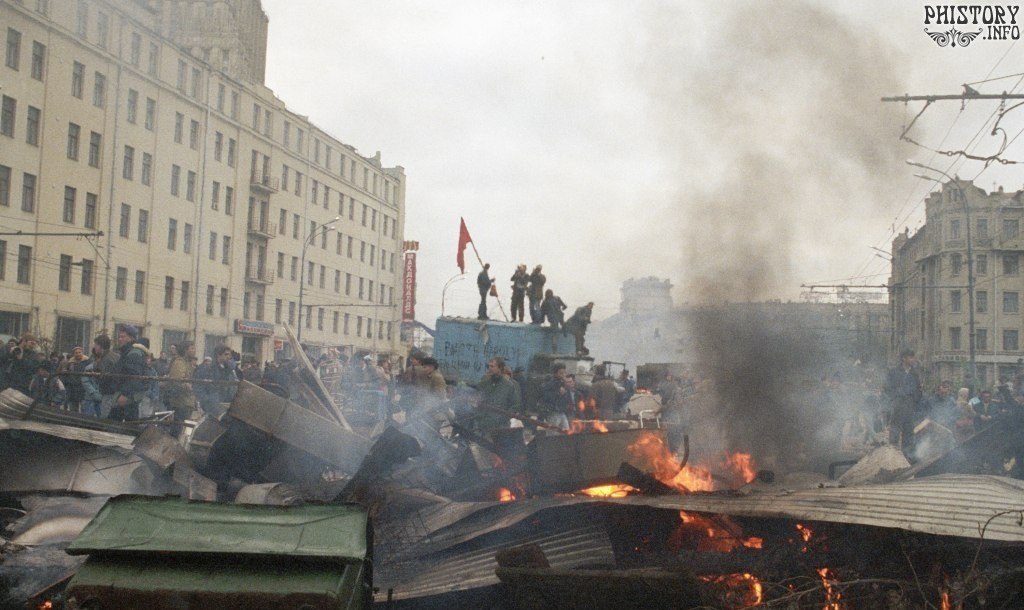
[[456, 217, 473, 273]]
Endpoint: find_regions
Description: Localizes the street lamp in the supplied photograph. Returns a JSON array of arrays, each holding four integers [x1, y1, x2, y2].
[[297, 216, 341, 342], [440, 273, 466, 317], [907, 160, 977, 392]]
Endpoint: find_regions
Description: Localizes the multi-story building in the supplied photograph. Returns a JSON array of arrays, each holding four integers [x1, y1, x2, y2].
[[890, 179, 1024, 387], [0, 0, 406, 360]]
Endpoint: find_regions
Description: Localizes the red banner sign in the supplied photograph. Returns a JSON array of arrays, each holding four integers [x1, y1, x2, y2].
[[402, 252, 416, 322]]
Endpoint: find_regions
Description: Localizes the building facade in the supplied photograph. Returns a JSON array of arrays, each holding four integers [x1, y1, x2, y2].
[[890, 179, 1024, 388], [1, 0, 406, 360]]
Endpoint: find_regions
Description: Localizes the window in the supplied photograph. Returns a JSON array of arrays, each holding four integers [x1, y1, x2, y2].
[[80, 259, 93, 295], [294, 172, 302, 196], [119, 203, 130, 238], [281, 165, 289, 191], [263, 109, 271, 136], [346, 236, 353, 258], [1004, 254, 1020, 276], [170, 165, 180, 196], [21, 173, 35, 212], [977, 328, 988, 350], [164, 276, 174, 308], [137, 209, 148, 243], [949, 327, 961, 350], [72, 62, 84, 98], [190, 67, 200, 98], [252, 103, 260, 130], [292, 214, 300, 239], [30, 41, 43, 80], [209, 232, 217, 260], [318, 308, 324, 330], [6, 28, 21, 70], [145, 98, 155, 130], [122, 146, 134, 180], [126, 89, 138, 124], [174, 112, 183, 143], [180, 281, 190, 311], [344, 313, 350, 334], [222, 236, 231, 264], [360, 241, 366, 262], [290, 256, 297, 281], [227, 138, 236, 167], [307, 261, 314, 286], [0, 165, 11, 207], [141, 153, 152, 186], [333, 311, 339, 333], [130, 32, 140, 66], [1004, 330, 1019, 351], [1004, 291, 1019, 314], [296, 128, 304, 151], [314, 139, 320, 163], [147, 42, 158, 76], [92, 72, 106, 107], [96, 12, 108, 48], [230, 90, 239, 119], [134, 270, 145, 303], [319, 265, 325, 289], [220, 288, 228, 317], [67, 123, 80, 159], [176, 60, 186, 92], [977, 254, 988, 275], [59, 255, 72, 291], [216, 84, 225, 112], [1004, 219, 1020, 239], [17, 245, 31, 284], [25, 106, 39, 146], [0, 96, 14, 137], [183, 223, 192, 254], [225, 186, 234, 215], [288, 302, 296, 325], [334, 270, 340, 293], [186, 171, 196, 202], [88, 131, 101, 167], [362, 204, 367, 227], [211, 181, 220, 210], [115, 267, 127, 300], [168, 218, 177, 250], [189, 119, 199, 149], [305, 306, 311, 329], [279, 209, 287, 234], [63, 186, 76, 223], [277, 252, 284, 278], [283, 121, 291, 146], [336, 233, 342, 255], [214, 132, 223, 161], [206, 285, 215, 315], [977, 290, 988, 313], [977, 218, 988, 239], [276, 299, 283, 324], [85, 193, 97, 228]]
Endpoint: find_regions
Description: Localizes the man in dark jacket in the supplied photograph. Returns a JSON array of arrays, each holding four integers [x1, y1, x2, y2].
[[563, 303, 594, 356], [527, 265, 546, 324], [108, 325, 148, 421], [92, 334, 120, 417], [883, 348, 923, 449], [193, 344, 239, 417], [509, 265, 528, 322], [61, 346, 91, 413], [477, 263, 493, 320], [475, 357, 520, 434]]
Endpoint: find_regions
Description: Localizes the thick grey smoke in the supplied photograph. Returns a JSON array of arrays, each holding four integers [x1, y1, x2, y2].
[[636, 1, 909, 466]]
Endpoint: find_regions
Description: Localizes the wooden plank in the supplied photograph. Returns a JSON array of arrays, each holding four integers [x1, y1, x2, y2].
[[283, 323, 352, 431]]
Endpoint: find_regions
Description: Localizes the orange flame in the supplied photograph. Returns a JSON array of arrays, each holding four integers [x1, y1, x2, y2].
[[566, 419, 610, 434], [941, 590, 951, 610], [701, 573, 763, 607], [817, 567, 843, 609], [628, 431, 759, 492], [726, 452, 757, 485], [37, 602, 53, 610], [579, 484, 636, 498], [498, 487, 515, 502], [677, 511, 763, 552]]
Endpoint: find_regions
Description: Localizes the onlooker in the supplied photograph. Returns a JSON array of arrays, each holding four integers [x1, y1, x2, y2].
[[29, 361, 66, 408], [541, 289, 567, 330], [109, 325, 148, 421], [193, 344, 239, 416], [62, 346, 91, 413], [883, 349, 922, 450], [590, 364, 621, 420], [527, 265, 546, 324], [92, 334, 121, 418], [509, 265, 528, 322], [164, 341, 197, 427], [477, 263, 493, 320], [475, 357, 520, 434]]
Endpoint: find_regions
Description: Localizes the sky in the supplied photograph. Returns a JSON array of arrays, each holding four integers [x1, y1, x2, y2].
[[260, 0, 1024, 323]]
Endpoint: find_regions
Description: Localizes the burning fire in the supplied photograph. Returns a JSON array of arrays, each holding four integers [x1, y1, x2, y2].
[[627, 431, 757, 492], [941, 589, 951, 610], [578, 484, 636, 498], [701, 573, 763, 607], [498, 487, 515, 502], [675, 511, 763, 552], [566, 419, 609, 434], [37, 602, 53, 610], [817, 567, 843, 609], [795, 523, 813, 553]]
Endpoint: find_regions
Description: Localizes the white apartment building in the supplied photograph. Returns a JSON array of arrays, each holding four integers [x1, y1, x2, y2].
[[0, 0, 406, 360]]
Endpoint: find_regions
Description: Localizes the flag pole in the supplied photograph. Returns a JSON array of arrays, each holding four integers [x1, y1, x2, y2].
[[468, 237, 509, 322]]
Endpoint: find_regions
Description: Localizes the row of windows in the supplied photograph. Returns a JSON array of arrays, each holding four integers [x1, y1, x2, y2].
[[949, 289, 1022, 314], [0, 241, 32, 285], [5, 27, 45, 80], [949, 253, 1019, 276], [252, 296, 393, 340], [947, 327, 1019, 352], [1, 95, 40, 146], [948, 218, 1021, 241], [0, 166, 37, 213], [58, 254, 94, 295]]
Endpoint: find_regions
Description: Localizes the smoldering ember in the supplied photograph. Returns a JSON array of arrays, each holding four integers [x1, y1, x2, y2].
[[4, 1, 1024, 609]]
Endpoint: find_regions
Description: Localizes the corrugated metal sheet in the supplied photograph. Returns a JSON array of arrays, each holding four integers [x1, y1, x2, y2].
[[0, 388, 143, 435], [391, 474, 1024, 555], [0, 418, 136, 449], [69, 495, 370, 561], [379, 522, 614, 600]]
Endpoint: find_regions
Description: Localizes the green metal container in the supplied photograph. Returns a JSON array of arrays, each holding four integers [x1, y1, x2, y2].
[[64, 495, 372, 609]]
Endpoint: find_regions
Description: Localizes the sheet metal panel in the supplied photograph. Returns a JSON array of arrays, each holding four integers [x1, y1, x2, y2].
[[0, 417, 135, 450]]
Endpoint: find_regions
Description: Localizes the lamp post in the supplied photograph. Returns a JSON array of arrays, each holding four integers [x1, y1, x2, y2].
[[297, 217, 341, 343], [440, 273, 466, 317], [908, 160, 977, 392]]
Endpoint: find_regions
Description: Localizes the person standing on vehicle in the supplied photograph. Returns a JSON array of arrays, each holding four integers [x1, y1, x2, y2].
[[509, 265, 529, 322], [477, 263, 493, 320], [528, 265, 546, 324]]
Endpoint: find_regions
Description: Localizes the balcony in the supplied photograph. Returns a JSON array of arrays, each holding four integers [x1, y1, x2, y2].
[[245, 267, 275, 285], [247, 219, 277, 240], [250, 172, 280, 193]]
